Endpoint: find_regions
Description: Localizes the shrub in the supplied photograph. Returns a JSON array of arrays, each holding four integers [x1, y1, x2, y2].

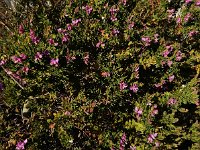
[[0, 0, 199, 149]]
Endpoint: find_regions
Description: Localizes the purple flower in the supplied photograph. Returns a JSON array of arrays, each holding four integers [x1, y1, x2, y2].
[[141, 36, 151, 46], [130, 84, 138, 93], [176, 51, 183, 61], [135, 107, 143, 118], [11, 56, 22, 64], [120, 81, 128, 91], [16, 139, 27, 150], [167, 98, 177, 105], [148, 133, 158, 143], [50, 58, 59, 67], [19, 24, 24, 34], [35, 52, 43, 62], [168, 75, 175, 82]]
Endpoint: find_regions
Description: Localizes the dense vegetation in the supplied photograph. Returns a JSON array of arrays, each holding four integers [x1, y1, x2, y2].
[[0, 0, 199, 149]]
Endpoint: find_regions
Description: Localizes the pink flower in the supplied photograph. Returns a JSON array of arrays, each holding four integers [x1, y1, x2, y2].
[[19, 53, 27, 60], [67, 24, 72, 31], [64, 111, 71, 116], [167, 9, 175, 20], [163, 50, 170, 57], [112, 29, 119, 36], [176, 51, 183, 61], [50, 58, 59, 67], [11, 56, 22, 64], [195, 0, 200, 6], [184, 13, 192, 22], [101, 72, 110, 77], [35, 52, 43, 62], [176, 17, 181, 24], [83, 52, 89, 65], [148, 133, 157, 143], [83, 5, 93, 15], [185, 0, 193, 4], [111, 15, 117, 22], [62, 34, 69, 43], [120, 81, 128, 91], [130, 146, 136, 150], [163, 45, 173, 57], [167, 98, 177, 105], [167, 60, 173, 67], [48, 38, 58, 46], [142, 36, 151, 46], [120, 133, 126, 150], [155, 142, 160, 147], [154, 34, 159, 43], [72, 18, 81, 26], [19, 24, 24, 34], [151, 105, 158, 116], [30, 29, 40, 45], [16, 139, 27, 150], [57, 28, 63, 33], [110, 7, 118, 15], [0, 59, 6, 66], [96, 41, 105, 48], [128, 22, 135, 29], [135, 107, 143, 118], [122, 0, 127, 5], [130, 84, 138, 93], [188, 30, 198, 37], [168, 75, 175, 82], [22, 66, 29, 74]]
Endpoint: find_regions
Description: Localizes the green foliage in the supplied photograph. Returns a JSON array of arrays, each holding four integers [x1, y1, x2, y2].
[[0, 0, 199, 149]]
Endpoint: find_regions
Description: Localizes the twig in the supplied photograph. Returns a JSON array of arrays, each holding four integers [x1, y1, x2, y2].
[[1, 66, 24, 89], [0, 21, 11, 31]]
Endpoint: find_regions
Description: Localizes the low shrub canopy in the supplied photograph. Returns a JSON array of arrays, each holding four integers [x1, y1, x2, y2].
[[0, 0, 199, 149]]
